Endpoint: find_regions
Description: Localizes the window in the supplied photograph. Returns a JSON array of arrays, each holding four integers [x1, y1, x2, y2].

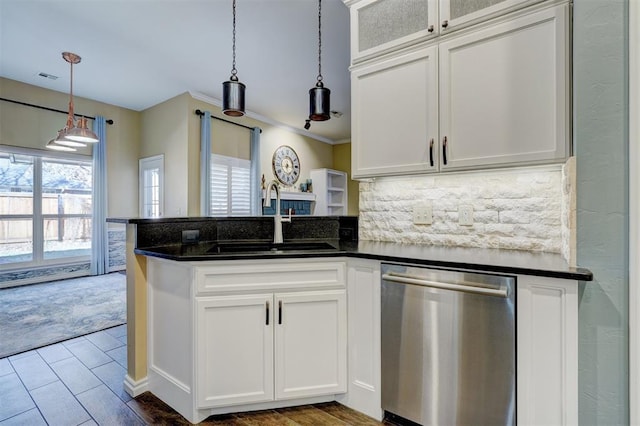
[[210, 154, 251, 216], [199, 112, 259, 217], [139, 155, 164, 218], [0, 153, 34, 264], [0, 148, 92, 267], [42, 158, 92, 260]]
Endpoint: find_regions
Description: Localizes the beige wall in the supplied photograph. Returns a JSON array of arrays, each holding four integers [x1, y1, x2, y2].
[[140, 93, 190, 216], [188, 95, 335, 215], [259, 126, 334, 187], [0, 77, 141, 218], [0, 81, 351, 220], [332, 142, 359, 216]]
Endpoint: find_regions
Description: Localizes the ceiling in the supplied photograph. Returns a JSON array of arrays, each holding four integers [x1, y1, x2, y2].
[[0, 0, 352, 143]]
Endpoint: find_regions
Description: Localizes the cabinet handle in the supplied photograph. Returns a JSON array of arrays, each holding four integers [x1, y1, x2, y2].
[[428, 25, 434, 33], [442, 136, 448, 165], [442, 20, 449, 29], [266, 301, 270, 325], [429, 139, 434, 167], [278, 300, 282, 325]]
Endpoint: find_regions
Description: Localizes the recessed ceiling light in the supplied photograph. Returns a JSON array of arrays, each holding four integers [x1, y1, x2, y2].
[[330, 110, 343, 118], [38, 72, 59, 80]]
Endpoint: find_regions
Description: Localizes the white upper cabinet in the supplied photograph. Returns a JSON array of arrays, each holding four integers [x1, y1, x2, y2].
[[350, 0, 437, 63], [351, 45, 439, 178], [439, 0, 543, 33], [348, 2, 570, 178], [439, 4, 569, 170], [347, 0, 544, 64]]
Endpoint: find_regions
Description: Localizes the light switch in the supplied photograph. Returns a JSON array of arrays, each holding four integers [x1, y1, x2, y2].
[[413, 204, 433, 225]]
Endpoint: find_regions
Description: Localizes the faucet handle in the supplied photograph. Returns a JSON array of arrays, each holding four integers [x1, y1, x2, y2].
[[282, 208, 293, 223]]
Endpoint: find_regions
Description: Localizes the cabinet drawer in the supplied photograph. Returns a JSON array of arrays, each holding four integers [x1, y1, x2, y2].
[[195, 261, 347, 295]]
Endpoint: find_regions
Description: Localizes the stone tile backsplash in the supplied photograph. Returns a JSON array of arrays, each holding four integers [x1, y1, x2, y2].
[[359, 163, 574, 261]]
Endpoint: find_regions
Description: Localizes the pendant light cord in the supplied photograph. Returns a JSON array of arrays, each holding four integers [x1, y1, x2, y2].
[[66, 59, 76, 129], [230, 0, 238, 81], [316, 0, 323, 86]]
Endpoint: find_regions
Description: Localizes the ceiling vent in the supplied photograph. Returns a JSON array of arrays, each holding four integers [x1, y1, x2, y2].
[[38, 72, 59, 80]]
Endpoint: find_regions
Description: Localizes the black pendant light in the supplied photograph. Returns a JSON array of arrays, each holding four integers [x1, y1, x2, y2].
[[222, 0, 245, 117], [308, 0, 330, 124]]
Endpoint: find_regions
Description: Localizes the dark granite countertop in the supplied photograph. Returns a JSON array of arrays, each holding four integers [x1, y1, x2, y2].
[[135, 240, 592, 281]]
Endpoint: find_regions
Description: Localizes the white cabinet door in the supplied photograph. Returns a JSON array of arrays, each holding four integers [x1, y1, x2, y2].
[[351, 45, 439, 178], [439, 4, 569, 170], [350, 0, 438, 63], [196, 294, 274, 408], [337, 259, 383, 420], [274, 290, 347, 400], [438, 0, 541, 32], [517, 275, 578, 426]]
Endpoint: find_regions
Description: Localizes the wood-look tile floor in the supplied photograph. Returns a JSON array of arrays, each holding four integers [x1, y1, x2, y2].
[[0, 325, 392, 425]]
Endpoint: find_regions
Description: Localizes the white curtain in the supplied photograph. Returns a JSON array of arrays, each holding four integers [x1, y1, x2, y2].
[[91, 116, 107, 275]]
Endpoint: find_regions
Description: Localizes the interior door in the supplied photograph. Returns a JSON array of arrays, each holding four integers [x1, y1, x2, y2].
[[139, 154, 164, 218]]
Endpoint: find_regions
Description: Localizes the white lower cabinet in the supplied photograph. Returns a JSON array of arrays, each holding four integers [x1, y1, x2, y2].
[[275, 291, 347, 399], [516, 275, 578, 426], [337, 259, 383, 421], [196, 290, 347, 409], [334, 260, 579, 426], [147, 256, 579, 425], [196, 294, 274, 408], [147, 258, 347, 424]]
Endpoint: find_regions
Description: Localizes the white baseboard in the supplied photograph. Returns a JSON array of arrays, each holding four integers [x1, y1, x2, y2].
[[124, 375, 149, 397]]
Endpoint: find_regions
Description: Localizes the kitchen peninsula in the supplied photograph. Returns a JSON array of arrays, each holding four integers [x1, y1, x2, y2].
[[109, 216, 592, 425]]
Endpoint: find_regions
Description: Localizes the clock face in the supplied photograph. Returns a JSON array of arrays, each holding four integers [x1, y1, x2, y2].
[[272, 145, 301, 185]]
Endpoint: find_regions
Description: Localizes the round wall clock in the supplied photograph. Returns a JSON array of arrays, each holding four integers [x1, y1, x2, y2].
[[272, 145, 301, 185]]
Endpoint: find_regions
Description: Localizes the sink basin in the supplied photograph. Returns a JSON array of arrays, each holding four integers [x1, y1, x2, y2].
[[207, 241, 337, 254]]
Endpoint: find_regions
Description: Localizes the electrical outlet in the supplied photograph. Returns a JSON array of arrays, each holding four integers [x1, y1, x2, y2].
[[182, 229, 200, 244], [413, 204, 433, 225], [458, 205, 474, 226]]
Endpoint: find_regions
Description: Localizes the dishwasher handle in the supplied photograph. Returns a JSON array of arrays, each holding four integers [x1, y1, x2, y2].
[[382, 272, 510, 298]]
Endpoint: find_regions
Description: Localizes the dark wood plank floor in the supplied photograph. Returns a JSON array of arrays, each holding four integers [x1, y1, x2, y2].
[[0, 325, 393, 425]]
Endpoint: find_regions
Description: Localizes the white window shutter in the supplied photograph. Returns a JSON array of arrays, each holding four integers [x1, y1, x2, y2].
[[210, 155, 251, 216]]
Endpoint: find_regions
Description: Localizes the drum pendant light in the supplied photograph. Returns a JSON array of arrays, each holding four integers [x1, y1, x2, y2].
[[308, 0, 330, 123], [222, 0, 246, 117], [48, 52, 99, 149]]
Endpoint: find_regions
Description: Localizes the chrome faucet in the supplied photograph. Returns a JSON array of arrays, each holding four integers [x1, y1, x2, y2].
[[263, 180, 291, 244]]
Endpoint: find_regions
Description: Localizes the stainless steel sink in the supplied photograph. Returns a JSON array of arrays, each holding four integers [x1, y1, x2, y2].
[[207, 241, 338, 254]]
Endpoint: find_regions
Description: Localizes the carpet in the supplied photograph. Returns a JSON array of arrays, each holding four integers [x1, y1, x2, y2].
[[0, 272, 126, 358]]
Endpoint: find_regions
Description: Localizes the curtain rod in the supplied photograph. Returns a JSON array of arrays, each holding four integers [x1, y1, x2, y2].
[[195, 109, 261, 133], [0, 97, 114, 125]]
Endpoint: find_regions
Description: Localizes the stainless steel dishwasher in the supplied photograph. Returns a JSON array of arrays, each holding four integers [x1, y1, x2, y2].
[[381, 263, 515, 426]]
